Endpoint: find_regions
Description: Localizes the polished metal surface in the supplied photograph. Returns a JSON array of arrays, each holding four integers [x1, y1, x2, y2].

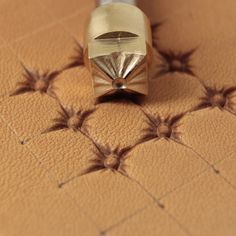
[[91, 52, 148, 97], [84, 2, 152, 98], [97, 0, 136, 6]]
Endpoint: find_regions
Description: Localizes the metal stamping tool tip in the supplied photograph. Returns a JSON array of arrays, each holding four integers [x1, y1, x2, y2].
[[84, 1, 152, 99], [98, 0, 136, 6]]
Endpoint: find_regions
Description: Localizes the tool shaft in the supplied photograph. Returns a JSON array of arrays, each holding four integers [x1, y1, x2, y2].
[[97, 0, 136, 6]]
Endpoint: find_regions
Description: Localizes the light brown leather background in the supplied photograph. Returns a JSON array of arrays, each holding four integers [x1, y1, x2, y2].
[[0, 0, 236, 235]]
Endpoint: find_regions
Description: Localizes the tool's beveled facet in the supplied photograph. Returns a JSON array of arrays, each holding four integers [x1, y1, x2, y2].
[[84, 2, 152, 99]]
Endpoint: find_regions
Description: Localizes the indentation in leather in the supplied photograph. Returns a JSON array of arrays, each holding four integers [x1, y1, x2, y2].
[[63, 42, 84, 70], [140, 113, 184, 143], [194, 85, 236, 112], [81, 144, 131, 176], [10, 64, 60, 96], [155, 48, 196, 77], [43, 104, 95, 133], [151, 22, 163, 49]]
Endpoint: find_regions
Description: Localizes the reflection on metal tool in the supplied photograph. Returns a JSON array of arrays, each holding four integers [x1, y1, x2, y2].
[[84, 0, 152, 99]]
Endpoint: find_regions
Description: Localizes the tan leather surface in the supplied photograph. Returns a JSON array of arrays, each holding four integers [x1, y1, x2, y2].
[[0, 0, 236, 235]]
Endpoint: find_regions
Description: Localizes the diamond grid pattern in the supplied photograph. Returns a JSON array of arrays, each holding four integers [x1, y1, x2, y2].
[[0, 0, 236, 235]]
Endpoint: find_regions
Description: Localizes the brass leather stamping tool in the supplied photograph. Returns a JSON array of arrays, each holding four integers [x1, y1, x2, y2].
[[84, 0, 152, 99]]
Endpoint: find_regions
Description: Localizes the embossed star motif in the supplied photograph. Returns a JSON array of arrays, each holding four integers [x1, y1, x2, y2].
[[194, 85, 236, 113], [82, 144, 131, 176], [155, 49, 196, 77], [64, 42, 84, 70], [44, 104, 95, 133], [11, 65, 60, 96], [140, 113, 184, 143], [151, 22, 162, 49]]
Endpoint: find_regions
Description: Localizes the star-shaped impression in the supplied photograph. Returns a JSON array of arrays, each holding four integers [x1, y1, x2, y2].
[[151, 22, 163, 49], [155, 49, 196, 77], [44, 104, 95, 133], [194, 85, 236, 113], [64, 42, 84, 70], [140, 113, 184, 143], [11, 65, 60, 96], [82, 144, 131, 176]]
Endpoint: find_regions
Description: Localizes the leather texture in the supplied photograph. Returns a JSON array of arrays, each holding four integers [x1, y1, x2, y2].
[[0, 0, 236, 235]]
